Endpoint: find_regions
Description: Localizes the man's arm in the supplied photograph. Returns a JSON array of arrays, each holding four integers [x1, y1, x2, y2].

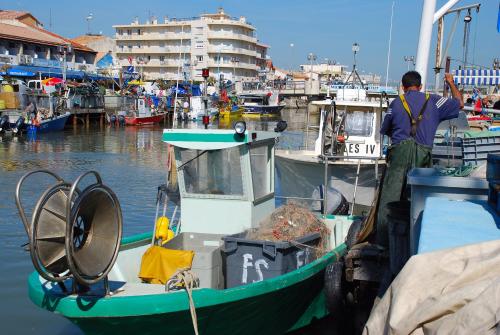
[[445, 73, 464, 109]]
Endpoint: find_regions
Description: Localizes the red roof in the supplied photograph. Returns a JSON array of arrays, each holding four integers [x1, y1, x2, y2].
[[0, 10, 95, 53]]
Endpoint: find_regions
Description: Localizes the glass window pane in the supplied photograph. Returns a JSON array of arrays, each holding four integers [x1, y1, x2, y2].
[[345, 111, 373, 137], [250, 145, 271, 200], [179, 147, 243, 196]]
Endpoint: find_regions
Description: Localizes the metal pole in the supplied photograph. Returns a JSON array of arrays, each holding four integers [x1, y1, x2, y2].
[[434, 17, 444, 93], [385, 1, 395, 88], [433, 0, 461, 22], [415, 0, 437, 90]]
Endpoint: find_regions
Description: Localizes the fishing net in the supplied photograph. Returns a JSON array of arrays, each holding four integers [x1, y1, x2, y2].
[[247, 203, 330, 257]]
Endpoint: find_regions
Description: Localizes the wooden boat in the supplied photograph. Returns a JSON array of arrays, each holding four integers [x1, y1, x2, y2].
[[125, 112, 166, 126], [20, 128, 354, 335], [239, 92, 285, 115], [125, 97, 166, 126]]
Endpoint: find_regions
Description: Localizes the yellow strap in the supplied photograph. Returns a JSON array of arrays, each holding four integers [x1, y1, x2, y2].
[[399, 93, 430, 123]]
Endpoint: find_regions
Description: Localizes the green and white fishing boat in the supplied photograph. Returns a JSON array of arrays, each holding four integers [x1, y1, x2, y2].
[[17, 124, 354, 335]]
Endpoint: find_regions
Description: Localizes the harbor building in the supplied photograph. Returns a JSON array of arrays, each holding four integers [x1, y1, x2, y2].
[[71, 34, 119, 77], [113, 8, 269, 82], [0, 10, 99, 80]]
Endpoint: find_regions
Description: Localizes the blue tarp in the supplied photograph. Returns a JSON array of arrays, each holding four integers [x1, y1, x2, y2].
[[0, 64, 117, 81], [191, 84, 202, 96], [96, 53, 114, 69]]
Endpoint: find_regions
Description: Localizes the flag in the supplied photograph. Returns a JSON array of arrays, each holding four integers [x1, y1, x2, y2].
[[498, 2, 500, 32]]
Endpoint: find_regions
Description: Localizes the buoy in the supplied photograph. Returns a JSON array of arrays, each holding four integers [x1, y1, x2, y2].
[[155, 216, 174, 244]]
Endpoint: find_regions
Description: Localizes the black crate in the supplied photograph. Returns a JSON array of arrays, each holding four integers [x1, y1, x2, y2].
[[221, 232, 321, 288]]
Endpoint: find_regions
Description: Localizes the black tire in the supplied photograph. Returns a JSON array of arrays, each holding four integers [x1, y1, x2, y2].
[[345, 219, 363, 249], [324, 261, 344, 315]]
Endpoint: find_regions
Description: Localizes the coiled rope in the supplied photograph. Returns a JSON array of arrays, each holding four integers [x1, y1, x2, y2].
[[166, 268, 200, 335]]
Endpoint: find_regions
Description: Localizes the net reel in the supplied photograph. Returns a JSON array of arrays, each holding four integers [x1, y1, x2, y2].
[[16, 170, 122, 294], [65, 171, 122, 288]]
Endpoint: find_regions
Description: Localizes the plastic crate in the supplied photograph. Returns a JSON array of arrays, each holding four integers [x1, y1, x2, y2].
[[462, 135, 500, 165], [407, 168, 489, 254], [163, 232, 225, 289], [487, 154, 500, 181], [221, 232, 321, 288]]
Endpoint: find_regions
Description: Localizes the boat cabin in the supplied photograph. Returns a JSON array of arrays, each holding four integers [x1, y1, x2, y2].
[[162, 128, 279, 235], [239, 93, 278, 107], [313, 89, 388, 161]]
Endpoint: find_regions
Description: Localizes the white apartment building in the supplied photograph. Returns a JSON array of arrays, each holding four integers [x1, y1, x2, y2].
[[113, 8, 268, 82]]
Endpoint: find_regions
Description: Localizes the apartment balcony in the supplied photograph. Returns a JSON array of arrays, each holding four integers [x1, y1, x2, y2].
[[207, 60, 258, 70], [115, 32, 191, 41], [117, 46, 191, 54], [204, 18, 255, 30], [207, 45, 258, 57], [119, 59, 186, 67], [207, 31, 257, 43]]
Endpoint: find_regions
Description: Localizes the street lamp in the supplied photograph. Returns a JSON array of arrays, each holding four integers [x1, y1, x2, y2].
[[86, 13, 93, 35], [58, 44, 73, 84], [231, 57, 239, 82], [307, 52, 317, 93], [404, 55, 415, 71], [289, 43, 294, 75]]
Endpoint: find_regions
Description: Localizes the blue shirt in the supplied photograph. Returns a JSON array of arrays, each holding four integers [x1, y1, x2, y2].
[[380, 91, 460, 147]]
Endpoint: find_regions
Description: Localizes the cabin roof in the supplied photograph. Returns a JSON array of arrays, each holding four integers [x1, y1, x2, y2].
[[162, 129, 279, 150], [312, 99, 388, 108]]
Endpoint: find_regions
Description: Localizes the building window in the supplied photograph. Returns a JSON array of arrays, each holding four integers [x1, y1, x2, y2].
[[159, 42, 165, 48], [127, 29, 132, 35], [196, 55, 203, 62], [147, 55, 151, 61], [159, 55, 165, 61], [137, 29, 141, 35]]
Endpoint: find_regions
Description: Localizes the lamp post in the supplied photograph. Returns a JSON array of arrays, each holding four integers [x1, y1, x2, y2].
[[231, 57, 239, 82], [289, 43, 294, 76], [86, 13, 93, 35], [59, 44, 73, 85], [404, 56, 415, 71], [307, 52, 316, 93]]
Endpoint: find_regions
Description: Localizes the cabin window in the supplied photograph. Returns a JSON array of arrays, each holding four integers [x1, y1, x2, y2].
[[250, 144, 272, 200], [179, 146, 244, 196], [344, 111, 373, 137]]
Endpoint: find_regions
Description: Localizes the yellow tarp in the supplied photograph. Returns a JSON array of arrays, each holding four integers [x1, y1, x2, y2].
[[139, 246, 194, 284]]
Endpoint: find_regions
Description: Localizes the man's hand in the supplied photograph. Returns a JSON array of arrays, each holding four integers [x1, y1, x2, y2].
[[444, 73, 454, 84]]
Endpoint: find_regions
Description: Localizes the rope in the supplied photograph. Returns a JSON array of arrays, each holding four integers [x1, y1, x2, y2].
[[166, 268, 200, 335], [437, 164, 476, 177]]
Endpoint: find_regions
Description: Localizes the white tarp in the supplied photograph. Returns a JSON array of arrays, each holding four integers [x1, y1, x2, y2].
[[363, 240, 500, 335]]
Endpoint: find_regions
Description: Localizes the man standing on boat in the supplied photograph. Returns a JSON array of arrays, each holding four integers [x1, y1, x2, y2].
[[376, 71, 463, 248]]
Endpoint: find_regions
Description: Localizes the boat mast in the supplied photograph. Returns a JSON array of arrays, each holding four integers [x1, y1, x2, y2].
[[415, 0, 461, 90]]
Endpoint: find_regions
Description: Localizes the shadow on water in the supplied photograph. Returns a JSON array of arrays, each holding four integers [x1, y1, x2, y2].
[[0, 109, 334, 334]]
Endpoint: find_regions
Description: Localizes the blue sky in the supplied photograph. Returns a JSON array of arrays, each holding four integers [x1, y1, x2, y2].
[[2, 0, 499, 84]]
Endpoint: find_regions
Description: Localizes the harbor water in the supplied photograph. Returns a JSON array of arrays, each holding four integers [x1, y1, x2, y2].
[[0, 108, 321, 334]]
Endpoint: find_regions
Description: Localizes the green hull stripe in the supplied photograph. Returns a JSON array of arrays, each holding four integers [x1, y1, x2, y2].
[[162, 133, 247, 143]]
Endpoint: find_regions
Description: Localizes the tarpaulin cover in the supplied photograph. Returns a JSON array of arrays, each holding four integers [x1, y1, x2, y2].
[[139, 246, 194, 284], [363, 240, 500, 335]]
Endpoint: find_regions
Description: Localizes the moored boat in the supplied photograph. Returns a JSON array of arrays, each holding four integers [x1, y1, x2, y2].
[[239, 92, 285, 115], [17, 126, 354, 335]]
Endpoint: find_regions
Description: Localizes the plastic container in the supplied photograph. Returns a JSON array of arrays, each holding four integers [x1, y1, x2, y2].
[[462, 135, 500, 165], [487, 154, 500, 181], [163, 232, 225, 289], [407, 168, 489, 254], [221, 232, 321, 288], [387, 201, 410, 276]]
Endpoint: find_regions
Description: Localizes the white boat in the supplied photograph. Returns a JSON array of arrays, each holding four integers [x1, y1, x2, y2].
[[276, 88, 388, 212], [238, 92, 286, 115]]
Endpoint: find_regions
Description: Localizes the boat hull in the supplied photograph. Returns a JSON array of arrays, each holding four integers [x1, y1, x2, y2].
[[241, 104, 285, 115], [276, 150, 385, 208], [28, 233, 345, 335], [125, 113, 166, 126], [37, 113, 71, 132]]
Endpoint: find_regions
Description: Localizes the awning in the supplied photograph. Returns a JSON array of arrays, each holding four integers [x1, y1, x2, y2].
[[0, 65, 36, 77], [454, 69, 500, 86]]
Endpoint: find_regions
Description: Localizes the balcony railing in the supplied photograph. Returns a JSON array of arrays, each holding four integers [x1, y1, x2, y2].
[[207, 31, 256, 43], [207, 60, 258, 70], [117, 46, 191, 54], [207, 46, 258, 57], [115, 32, 191, 40]]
